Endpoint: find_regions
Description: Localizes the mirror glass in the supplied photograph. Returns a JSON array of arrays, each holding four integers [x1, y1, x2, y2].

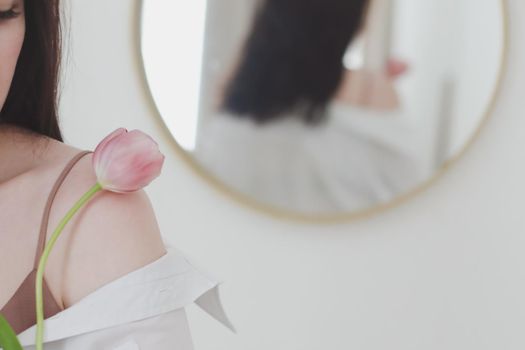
[[140, 0, 505, 216]]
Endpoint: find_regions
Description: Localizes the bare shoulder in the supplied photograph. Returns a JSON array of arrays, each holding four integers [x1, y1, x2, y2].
[[43, 143, 167, 309]]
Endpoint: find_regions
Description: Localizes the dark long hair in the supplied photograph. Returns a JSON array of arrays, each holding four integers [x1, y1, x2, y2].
[[221, 0, 370, 124], [0, 0, 64, 141]]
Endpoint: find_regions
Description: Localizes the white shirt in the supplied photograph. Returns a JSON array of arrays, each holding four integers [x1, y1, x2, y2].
[[4, 242, 236, 350], [194, 102, 424, 214]]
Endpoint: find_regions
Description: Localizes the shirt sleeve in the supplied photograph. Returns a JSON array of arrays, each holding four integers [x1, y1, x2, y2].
[[16, 246, 235, 349], [111, 339, 140, 350], [28, 309, 196, 350]]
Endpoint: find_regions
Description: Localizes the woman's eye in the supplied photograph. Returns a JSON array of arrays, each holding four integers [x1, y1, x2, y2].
[[0, 9, 19, 20]]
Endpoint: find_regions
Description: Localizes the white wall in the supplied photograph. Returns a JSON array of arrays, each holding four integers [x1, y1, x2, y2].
[[392, 0, 503, 176], [59, 1, 524, 349]]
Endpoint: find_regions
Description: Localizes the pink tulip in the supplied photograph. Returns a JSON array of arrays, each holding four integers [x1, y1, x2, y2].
[[93, 128, 165, 193]]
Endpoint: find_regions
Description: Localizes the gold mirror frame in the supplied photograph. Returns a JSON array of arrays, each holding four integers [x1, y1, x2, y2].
[[136, 0, 509, 224]]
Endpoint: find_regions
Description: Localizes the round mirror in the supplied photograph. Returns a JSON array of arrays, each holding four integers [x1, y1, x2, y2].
[[139, 0, 507, 221]]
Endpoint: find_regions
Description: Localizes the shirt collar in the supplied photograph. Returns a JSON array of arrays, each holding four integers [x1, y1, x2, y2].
[[16, 244, 235, 346]]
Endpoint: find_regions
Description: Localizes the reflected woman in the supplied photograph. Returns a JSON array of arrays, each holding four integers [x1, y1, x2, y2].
[[194, 0, 423, 214]]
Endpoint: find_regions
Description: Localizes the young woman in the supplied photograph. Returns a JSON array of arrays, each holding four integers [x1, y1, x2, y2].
[[0, 1, 233, 348]]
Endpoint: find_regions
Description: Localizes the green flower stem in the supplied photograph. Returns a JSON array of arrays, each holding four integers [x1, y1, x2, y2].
[[35, 182, 103, 350]]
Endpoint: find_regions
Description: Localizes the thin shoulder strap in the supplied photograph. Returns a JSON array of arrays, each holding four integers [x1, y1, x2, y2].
[[33, 150, 94, 269]]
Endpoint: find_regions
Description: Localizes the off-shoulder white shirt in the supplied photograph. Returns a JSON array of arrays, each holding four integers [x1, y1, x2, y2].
[[5, 241, 235, 350]]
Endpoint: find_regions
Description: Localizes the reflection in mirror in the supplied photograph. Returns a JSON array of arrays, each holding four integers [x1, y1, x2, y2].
[[141, 0, 504, 215]]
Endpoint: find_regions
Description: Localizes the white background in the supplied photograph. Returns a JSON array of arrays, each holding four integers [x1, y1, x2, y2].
[[59, 1, 523, 349]]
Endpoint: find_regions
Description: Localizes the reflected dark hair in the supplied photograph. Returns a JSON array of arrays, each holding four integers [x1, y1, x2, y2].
[[0, 0, 64, 141], [221, 0, 369, 124]]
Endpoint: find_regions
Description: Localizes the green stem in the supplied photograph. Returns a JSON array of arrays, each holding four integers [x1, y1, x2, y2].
[[35, 182, 103, 350]]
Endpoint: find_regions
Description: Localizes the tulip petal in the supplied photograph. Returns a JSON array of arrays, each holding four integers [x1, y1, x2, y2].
[[93, 128, 165, 192], [93, 128, 128, 178]]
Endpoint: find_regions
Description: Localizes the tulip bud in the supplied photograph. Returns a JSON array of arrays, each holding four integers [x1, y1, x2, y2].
[[93, 128, 165, 193]]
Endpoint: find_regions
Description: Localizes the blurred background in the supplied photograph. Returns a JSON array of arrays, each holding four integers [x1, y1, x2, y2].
[[58, 1, 525, 349]]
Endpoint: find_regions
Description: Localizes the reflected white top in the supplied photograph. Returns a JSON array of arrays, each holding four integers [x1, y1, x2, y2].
[[7, 241, 235, 350], [194, 102, 424, 214]]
